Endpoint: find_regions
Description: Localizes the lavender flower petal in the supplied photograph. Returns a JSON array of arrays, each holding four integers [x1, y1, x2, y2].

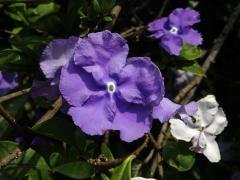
[[180, 27, 202, 45], [118, 57, 164, 106], [74, 30, 129, 84], [169, 8, 200, 27], [40, 36, 80, 79], [160, 34, 183, 55], [112, 99, 152, 142], [68, 95, 115, 135]]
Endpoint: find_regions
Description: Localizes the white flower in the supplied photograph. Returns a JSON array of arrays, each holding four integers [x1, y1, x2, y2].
[[169, 95, 228, 163], [131, 177, 156, 180]]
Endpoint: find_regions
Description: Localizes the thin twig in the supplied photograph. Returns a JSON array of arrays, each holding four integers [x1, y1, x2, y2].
[[0, 88, 30, 103], [0, 104, 18, 128], [107, 4, 122, 30], [33, 96, 62, 127], [103, 131, 110, 144], [120, 25, 146, 38], [90, 134, 150, 169], [0, 147, 23, 170]]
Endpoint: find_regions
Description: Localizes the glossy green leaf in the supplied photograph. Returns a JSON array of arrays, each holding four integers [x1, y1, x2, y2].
[[101, 143, 114, 160], [99, 0, 116, 13], [182, 62, 205, 76], [28, 2, 60, 22], [111, 155, 135, 180], [53, 161, 94, 179], [32, 117, 78, 145], [0, 141, 18, 160], [163, 141, 195, 172], [101, 173, 110, 180], [31, 117, 96, 157], [103, 16, 113, 22], [180, 43, 202, 61], [92, 0, 101, 13], [49, 152, 64, 167]]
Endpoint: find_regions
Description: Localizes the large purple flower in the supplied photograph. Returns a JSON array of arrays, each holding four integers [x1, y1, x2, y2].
[[148, 8, 202, 55], [60, 30, 165, 142], [0, 71, 18, 95], [31, 36, 81, 100]]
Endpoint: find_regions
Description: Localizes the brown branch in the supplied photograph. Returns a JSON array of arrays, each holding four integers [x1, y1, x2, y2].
[[90, 134, 150, 169], [33, 96, 62, 127], [0, 88, 30, 103], [107, 4, 122, 30], [0, 147, 23, 170], [120, 25, 146, 38], [0, 104, 18, 128]]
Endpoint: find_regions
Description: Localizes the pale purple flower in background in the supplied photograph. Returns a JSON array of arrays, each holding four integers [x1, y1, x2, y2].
[[169, 95, 228, 162], [174, 69, 194, 90], [0, 71, 18, 95], [60, 30, 165, 142], [148, 8, 202, 55], [31, 36, 81, 100], [15, 136, 49, 147]]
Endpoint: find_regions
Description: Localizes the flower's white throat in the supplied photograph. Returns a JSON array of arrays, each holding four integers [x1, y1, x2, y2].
[[107, 82, 116, 94], [169, 27, 178, 34]]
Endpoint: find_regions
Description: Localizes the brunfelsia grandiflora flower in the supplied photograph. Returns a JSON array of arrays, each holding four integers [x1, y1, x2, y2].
[[169, 95, 228, 162], [33, 30, 197, 142], [59, 30, 165, 142], [148, 8, 202, 55]]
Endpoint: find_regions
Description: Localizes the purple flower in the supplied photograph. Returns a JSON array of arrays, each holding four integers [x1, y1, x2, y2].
[[148, 8, 202, 55], [0, 71, 18, 95], [152, 97, 198, 123], [31, 36, 81, 100], [59, 30, 165, 142]]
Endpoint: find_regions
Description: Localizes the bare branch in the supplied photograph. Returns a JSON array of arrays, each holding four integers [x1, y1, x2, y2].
[[0, 88, 30, 103], [33, 96, 62, 127], [0, 147, 23, 170]]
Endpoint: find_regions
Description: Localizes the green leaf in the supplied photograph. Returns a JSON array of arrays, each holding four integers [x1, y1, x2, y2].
[[0, 141, 52, 179], [0, 49, 37, 72], [53, 161, 94, 179], [180, 43, 202, 61], [0, 141, 18, 160], [49, 152, 63, 167], [103, 16, 113, 22], [182, 62, 205, 76], [32, 117, 78, 145], [99, 0, 116, 13], [10, 35, 51, 56], [28, 2, 60, 22], [163, 141, 196, 172], [92, 0, 101, 13], [101, 143, 114, 160], [101, 173, 110, 180], [111, 155, 135, 180], [31, 117, 96, 157]]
